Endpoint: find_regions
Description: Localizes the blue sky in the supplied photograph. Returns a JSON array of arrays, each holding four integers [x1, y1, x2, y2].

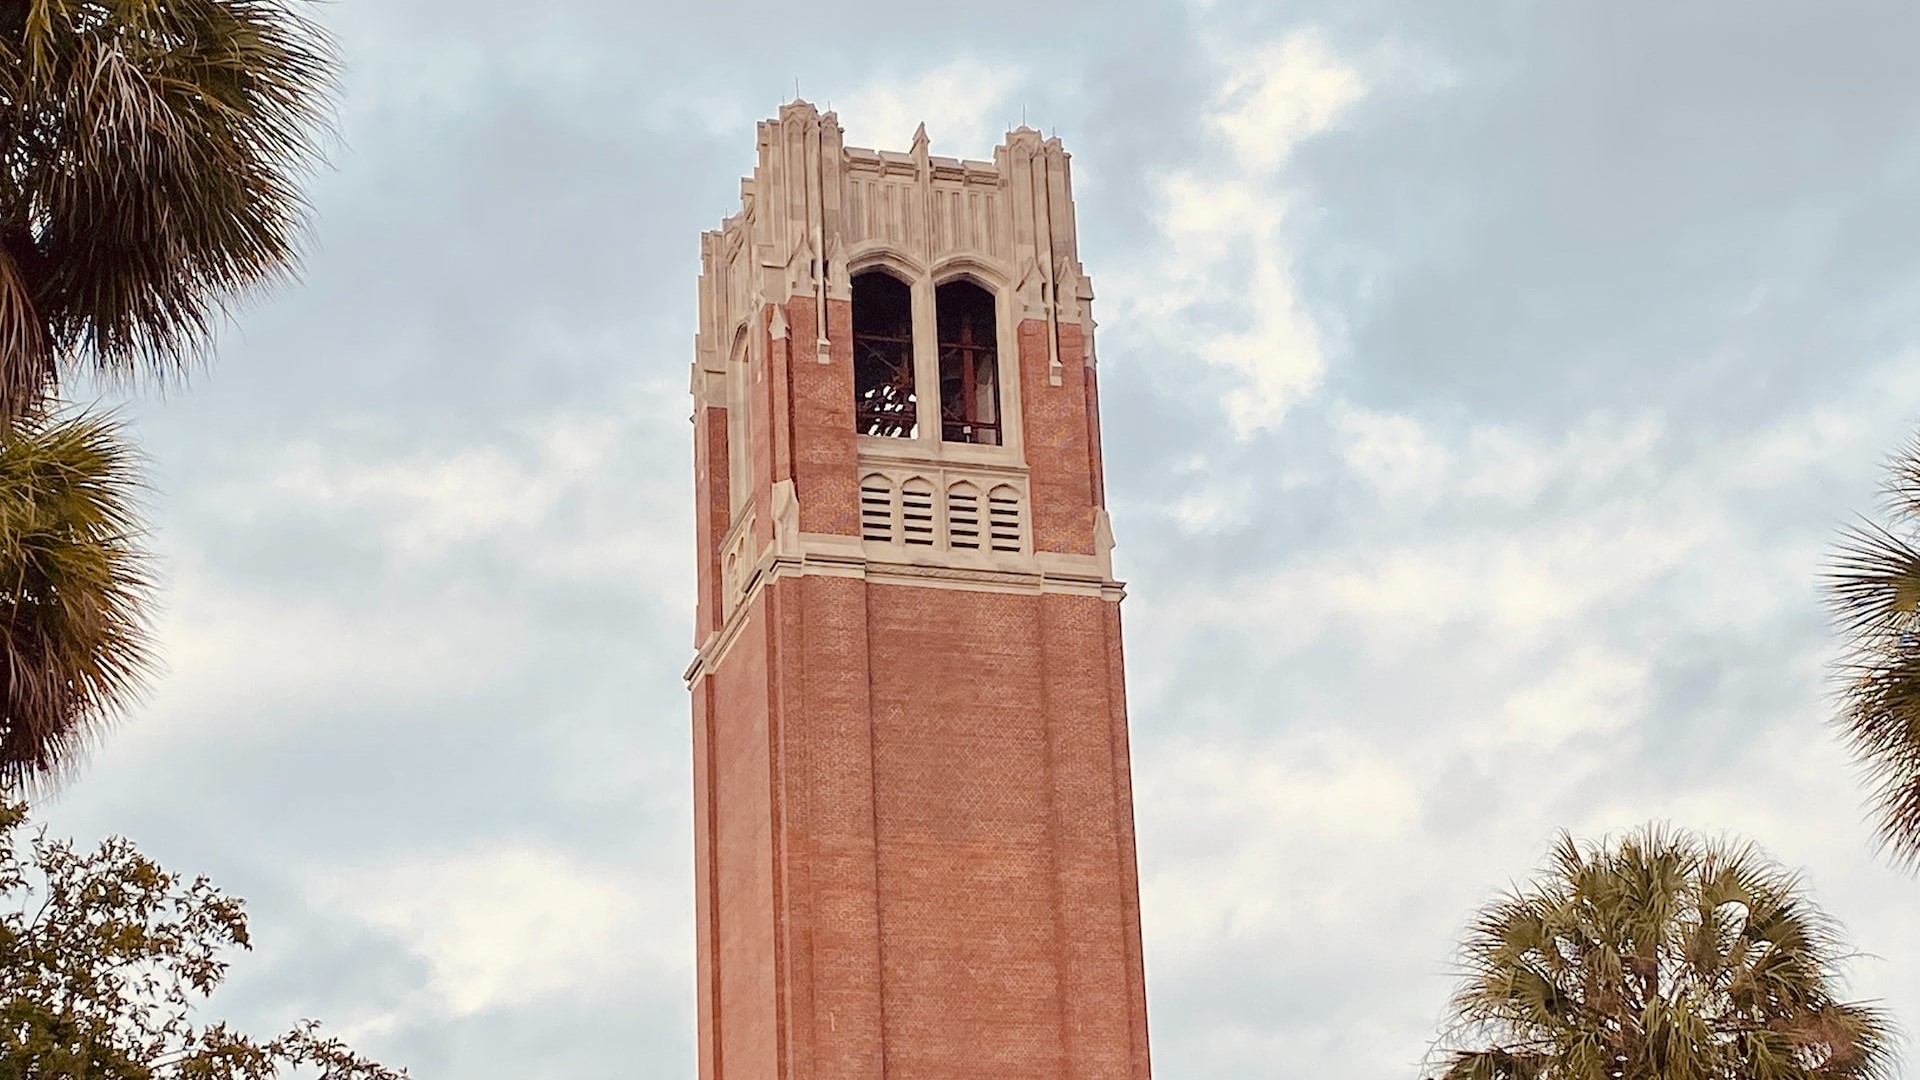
[[31, 1, 1920, 1076]]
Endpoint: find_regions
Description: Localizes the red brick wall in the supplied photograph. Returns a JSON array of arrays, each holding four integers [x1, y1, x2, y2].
[[1037, 592, 1141, 1080], [1084, 361, 1108, 517], [697, 578, 1146, 1080], [786, 297, 860, 537], [691, 681, 718, 1080], [692, 403, 728, 643], [1019, 318, 1098, 555], [691, 289, 1148, 1080], [867, 584, 1065, 1079], [1105, 605, 1153, 1080], [777, 574, 888, 1080], [710, 606, 779, 1080]]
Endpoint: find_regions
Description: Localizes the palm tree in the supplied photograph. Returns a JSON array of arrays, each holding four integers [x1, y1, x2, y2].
[[0, 0, 333, 412], [1827, 435, 1920, 867], [0, 410, 151, 792], [1428, 825, 1894, 1080], [0, 1, 333, 791]]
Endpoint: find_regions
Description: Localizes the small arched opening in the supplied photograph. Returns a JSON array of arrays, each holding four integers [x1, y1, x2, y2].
[[935, 280, 1000, 445], [852, 271, 917, 438]]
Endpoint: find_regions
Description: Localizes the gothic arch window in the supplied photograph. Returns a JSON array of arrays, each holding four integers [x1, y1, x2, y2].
[[935, 280, 1000, 445], [852, 271, 917, 438]]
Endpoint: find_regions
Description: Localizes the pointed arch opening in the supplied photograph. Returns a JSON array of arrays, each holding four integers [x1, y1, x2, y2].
[[859, 473, 895, 542], [946, 481, 982, 550], [987, 484, 1022, 552], [901, 477, 936, 546], [935, 279, 1000, 445], [852, 270, 917, 438]]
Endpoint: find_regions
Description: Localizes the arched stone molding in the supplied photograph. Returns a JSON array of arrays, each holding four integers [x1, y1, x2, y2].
[[845, 246, 926, 285], [930, 253, 1013, 291]]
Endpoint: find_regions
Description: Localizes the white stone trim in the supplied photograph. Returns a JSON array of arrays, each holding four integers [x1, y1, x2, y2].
[[687, 102, 1118, 689], [683, 531, 1124, 687], [851, 456, 1032, 559], [697, 101, 1091, 480]]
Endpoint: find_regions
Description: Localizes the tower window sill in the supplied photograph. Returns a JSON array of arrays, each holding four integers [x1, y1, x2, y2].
[[856, 434, 1024, 471]]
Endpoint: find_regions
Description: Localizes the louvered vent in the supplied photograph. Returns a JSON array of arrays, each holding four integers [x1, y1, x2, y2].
[[988, 486, 1021, 552], [901, 479, 936, 546], [947, 485, 981, 549], [859, 475, 894, 541]]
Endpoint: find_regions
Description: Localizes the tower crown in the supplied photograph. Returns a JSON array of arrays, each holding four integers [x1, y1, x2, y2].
[[684, 103, 1148, 1080], [690, 100, 1117, 666]]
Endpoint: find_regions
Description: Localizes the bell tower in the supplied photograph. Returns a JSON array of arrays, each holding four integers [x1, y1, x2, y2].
[[686, 101, 1149, 1080]]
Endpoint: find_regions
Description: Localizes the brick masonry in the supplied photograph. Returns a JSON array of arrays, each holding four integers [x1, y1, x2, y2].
[[688, 105, 1149, 1080]]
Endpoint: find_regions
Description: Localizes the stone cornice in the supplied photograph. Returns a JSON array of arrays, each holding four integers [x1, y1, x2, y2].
[[683, 537, 1125, 687]]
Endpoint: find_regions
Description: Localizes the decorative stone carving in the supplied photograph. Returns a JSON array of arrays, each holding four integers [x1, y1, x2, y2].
[[853, 461, 1031, 561], [692, 99, 1111, 594], [769, 478, 801, 559], [1093, 506, 1117, 581], [696, 99, 1087, 336]]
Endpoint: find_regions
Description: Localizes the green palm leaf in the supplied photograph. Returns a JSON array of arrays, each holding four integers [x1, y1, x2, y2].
[[1825, 435, 1920, 867], [0, 0, 334, 415], [0, 409, 153, 795], [0, 1, 333, 790]]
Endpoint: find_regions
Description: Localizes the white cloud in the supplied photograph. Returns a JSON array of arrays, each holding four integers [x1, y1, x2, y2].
[[307, 844, 685, 1018], [1171, 475, 1256, 534], [272, 445, 551, 557], [144, 566, 531, 728], [1212, 35, 1367, 171], [268, 416, 625, 560], [1122, 382, 1920, 1074], [1150, 733, 1421, 845], [1139, 732, 1420, 958], [1497, 645, 1646, 748], [1110, 31, 1367, 436], [834, 59, 1024, 160], [263, 410, 690, 610], [1336, 406, 1455, 502], [1134, 496, 1713, 668]]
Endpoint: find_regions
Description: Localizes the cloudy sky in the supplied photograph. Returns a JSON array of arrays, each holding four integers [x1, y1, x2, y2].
[[31, 1, 1920, 1076]]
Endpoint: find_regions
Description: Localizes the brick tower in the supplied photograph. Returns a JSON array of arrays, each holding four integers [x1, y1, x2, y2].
[[685, 101, 1149, 1080]]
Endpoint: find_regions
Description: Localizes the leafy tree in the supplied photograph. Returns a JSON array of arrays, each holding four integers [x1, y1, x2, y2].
[[0, 0, 333, 791], [1827, 436, 1920, 866], [1428, 824, 1894, 1080], [0, 801, 403, 1077]]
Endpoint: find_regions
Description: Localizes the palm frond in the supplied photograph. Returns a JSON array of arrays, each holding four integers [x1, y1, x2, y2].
[[1876, 433, 1920, 521], [1824, 519, 1920, 640], [0, 242, 54, 416], [0, 0, 336, 415], [0, 0, 331, 787], [1825, 435, 1920, 867], [1437, 1048, 1550, 1080], [0, 409, 155, 796]]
